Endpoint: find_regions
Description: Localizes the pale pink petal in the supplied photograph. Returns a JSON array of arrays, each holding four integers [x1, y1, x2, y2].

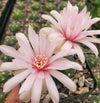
[[86, 18, 100, 30], [19, 73, 36, 94], [45, 73, 59, 103], [79, 37, 100, 44], [67, 49, 76, 55], [3, 70, 31, 93], [50, 70, 76, 92], [79, 6, 87, 15], [42, 15, 63, 32], [80, 40, 98, 57], [0, 45, 25, 60], [47, 58, 82, 70], [28, 25, 39, 55], [84, 30, 100, 36], [39, 32, 47, 55], [50, 10, 63, 26], [38, 71, 45, 79], [19, 90, 31, 102], [73, 44, 85, 63], [0, 62, 23, 71], [13, 59, 29, 68], [76, 30, 100, 41], [31, 77, 43, 103], [49, 41, 72, 63], [16, 33, 34, 59]]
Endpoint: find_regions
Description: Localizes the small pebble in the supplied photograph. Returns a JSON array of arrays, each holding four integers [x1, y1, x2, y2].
[[59, 93, 68, 99], [78, 76, 85, 87], [42, 98, 49, 103]]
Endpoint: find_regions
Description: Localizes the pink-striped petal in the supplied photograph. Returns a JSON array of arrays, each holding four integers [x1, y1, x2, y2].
[[42, 15, 63, 32], [13, 59, 29, 68], [50, 70, 76, 92], [47, 58, 82, 70], [3, 70, 31, 92], [19, 73, 36, 94], [45, 73, 59, 103], [19, 90, 31, 102], [28, 25, 39, 55], [0, 62, 23, 71], [80, 40, 98, 57], [31, 77, 43, 103], [50, 10, 63, 26], [16, 33, 34, 60], [0, 45, 25, 60], [49, 41, 72, 63], [73, 44, 85, 63]]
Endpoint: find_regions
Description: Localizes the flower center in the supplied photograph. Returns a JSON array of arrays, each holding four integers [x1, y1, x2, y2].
[[70, 26, 74, 35], [33, 55, 48, 69]]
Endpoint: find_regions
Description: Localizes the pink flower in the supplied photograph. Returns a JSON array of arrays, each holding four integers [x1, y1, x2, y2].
[[42, 1, 100, 63], [0, 26, 82, 103]]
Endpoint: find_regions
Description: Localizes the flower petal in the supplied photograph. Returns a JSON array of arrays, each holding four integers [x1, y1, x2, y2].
[[0, 62, 23, 71], [16, 33, 34, 60], [19, 90, 31, 102], [31, 77, 43, 103], [49, 41, 72, 63], [13, 59, 29, 68], [80, 40, 98, 57], [45, 73, 59, 103], [73, 44, 85, 63], [19, 73, 36, 94], [3, 70, 31, 92], [50, 10, 63, 26], [28, 25, 39, 54], [42, 15, 63, 32], [0, 45, 25, 60], [50, 70, 76, 92], [84, 37, 100, 43], [47, 58, 82, 70]]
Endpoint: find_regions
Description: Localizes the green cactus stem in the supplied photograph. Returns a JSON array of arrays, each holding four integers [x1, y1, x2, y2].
[[13, 10, 23, 20], [30, 12, 39, 20], [1, 54, 13, 62], [4, 36, 17, 46], [0, 71, 9, 83], [32, 2, 40, 10], [60, 2, 67, 10], [87, 55, 98, 67], [45, 3, 55, 11], [0, 91, 5, 103], [17, 2, 25, 10], [9, 22, 20, 32]]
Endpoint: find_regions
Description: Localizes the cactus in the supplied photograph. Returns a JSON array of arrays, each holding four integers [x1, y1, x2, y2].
[[87, 55, 98, 67], [90, 97, 100, 103], [42, 22, 51, 27], [30, 12, 39, 20], [45, 3, 55, 11], [17, 2, 25, 10], [32, 2, 40, 10], [13, 10, 23, 20], [47, 0, 54, 2], [4, 36, 17, 46], [60, 2, 67, 10], [0, 3, 2, 9], [1, 54, 13, 62], [0, 91, 5, 103], [0, 71, 9, 83], [77, 2, 85, 10], [30, 24, 38, 31], [9, 22, 20, 32]]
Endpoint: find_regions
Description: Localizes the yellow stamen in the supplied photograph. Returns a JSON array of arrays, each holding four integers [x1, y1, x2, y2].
[[33, 55, 48, 69]]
